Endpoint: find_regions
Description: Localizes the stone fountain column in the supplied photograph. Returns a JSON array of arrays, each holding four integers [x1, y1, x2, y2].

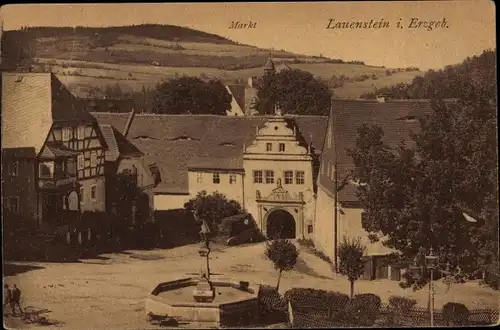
[[192, 221, 216, 303]]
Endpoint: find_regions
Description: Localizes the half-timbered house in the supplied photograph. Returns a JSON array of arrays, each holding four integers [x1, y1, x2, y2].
[[2, 72, 108, 231]]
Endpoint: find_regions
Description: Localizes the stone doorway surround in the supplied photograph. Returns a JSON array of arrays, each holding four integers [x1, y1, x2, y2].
[[255, 179, 306, 239]]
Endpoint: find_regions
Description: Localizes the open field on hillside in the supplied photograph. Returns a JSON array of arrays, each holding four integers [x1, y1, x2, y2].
[[37, 57, 422, 98], [334, 71, 422, 99], [3, 241, 499, 329]]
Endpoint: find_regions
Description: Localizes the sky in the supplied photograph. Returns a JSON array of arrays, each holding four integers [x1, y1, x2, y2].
[[0, 1, 496, 69]]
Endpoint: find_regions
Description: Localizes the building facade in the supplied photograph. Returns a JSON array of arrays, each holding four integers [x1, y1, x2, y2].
[[2, 72, 108, 231], [2, 148, 38, 229], [92, 109, 326, 240]]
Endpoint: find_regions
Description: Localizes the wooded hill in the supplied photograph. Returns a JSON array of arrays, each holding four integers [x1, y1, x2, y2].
[[360, 50, 496, 101]]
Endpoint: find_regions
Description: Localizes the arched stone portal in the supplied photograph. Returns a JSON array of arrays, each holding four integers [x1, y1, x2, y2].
[[266, 209, 296, 239]]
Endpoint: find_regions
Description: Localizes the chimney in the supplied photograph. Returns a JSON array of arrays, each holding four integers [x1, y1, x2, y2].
[[123, 108, 136, 137]]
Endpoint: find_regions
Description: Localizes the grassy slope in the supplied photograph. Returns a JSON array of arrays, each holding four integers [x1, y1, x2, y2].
[[23, 25, 422, 98]]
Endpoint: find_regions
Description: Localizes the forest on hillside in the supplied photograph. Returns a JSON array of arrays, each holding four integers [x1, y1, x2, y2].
[[360, 50, 496, 101], [7, 24, 236, 44]]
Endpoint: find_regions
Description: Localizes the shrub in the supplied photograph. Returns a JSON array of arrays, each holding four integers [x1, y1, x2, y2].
[[442, 302, 470, 326], [297, 238, 315, 248], [284, 288, 349, 319], [387, 296, 417, 326], [389, 296, 417, 312], [258, 285, 286, 312], [344, 293, 381, 326]]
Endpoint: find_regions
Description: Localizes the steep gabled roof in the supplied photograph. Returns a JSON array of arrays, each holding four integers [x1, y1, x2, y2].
[[91, 113, 327, 194], [2, 72, 93, 154], [98, 124, 143, 161], [318, 99, 442, 203], [264, 58, 275, 71], [39, 142, 81, 159]]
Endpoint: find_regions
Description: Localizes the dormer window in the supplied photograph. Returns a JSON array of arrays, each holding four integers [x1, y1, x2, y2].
[[220, 142, 236, 148], [135, 136, 156, 141], [266, 143, 272, 152], [171, 136, 199, 141], [396, 115, 418, 123], [349, 179, 367, 187]]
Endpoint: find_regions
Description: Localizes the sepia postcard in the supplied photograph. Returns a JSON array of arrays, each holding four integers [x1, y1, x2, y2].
[[1, 1, 498, 329]]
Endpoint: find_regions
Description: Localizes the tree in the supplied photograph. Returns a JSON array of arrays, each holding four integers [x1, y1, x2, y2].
[[152, 76, 231, 115], [373, 50, 496, 101], [347, 68, 497, 287], [337, 237, 366, 298], [256, 69, 332, 116], [183, 191, 243, 230], [0, 30, 36, 72], [265, 239, 299, 291]]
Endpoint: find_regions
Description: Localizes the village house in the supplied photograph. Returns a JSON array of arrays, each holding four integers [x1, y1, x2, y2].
[[2, 72, 108, 232], [314, 97, 439, 281], [96, 110, 156, 225]]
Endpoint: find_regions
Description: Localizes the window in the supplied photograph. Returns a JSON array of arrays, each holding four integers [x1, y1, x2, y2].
[[85, 126, 92, 138], [308, 224, 313, 234], [213, 173, 220, 184], [39, 162, 54, 178], [279, 143, 285, 152], [62, 127, 72, 141], [77, 154, 85, 170], [80, 187, 85, 205], [197, 172, 204, 184], [253, 170, 263, 184], [265, 170, 274, 184], [67, 158, 76, 176], [8, 161, 19, 176], [284, 171, 294, 184], [90, 185, 97, 200], [229, 173, 237, 184], [266, 143, 272, 152], [77, 126, 86, 140], [90, 151, 97, 167], [296, 171, 305, 184], [8, 197, 19, 213]]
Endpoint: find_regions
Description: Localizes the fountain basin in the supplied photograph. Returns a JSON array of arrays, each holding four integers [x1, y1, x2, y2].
[[145, 277, 259, 328]]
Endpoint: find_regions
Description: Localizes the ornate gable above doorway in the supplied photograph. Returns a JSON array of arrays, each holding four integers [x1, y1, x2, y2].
[[256, 179, 305, 204]]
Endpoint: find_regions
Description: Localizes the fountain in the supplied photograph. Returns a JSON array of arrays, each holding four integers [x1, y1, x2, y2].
[[145, 215, 259, 328]]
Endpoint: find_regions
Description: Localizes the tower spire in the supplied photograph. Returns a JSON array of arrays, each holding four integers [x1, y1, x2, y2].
[[264, 47, 276, 74]]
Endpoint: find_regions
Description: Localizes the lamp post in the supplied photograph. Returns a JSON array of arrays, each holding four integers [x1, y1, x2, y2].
[[407, 247, 446, 327], [425, 247, 439, 327]]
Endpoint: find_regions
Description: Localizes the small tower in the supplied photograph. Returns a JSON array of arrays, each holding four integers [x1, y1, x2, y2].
[[264, 56, 275, 74]]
